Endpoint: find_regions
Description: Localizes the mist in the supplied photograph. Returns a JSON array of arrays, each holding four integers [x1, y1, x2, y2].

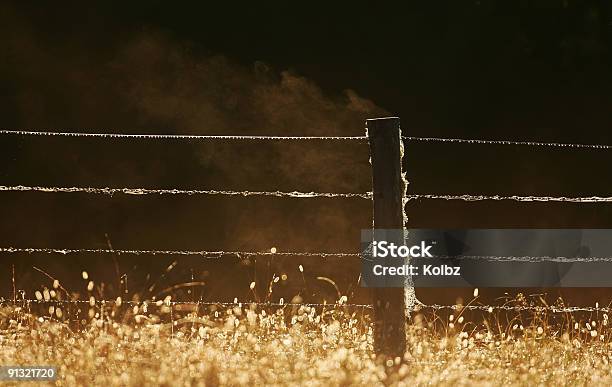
[[0, 4, 387, 303]]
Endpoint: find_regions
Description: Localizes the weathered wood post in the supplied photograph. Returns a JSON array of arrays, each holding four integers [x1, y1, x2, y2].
[[367, 117, 407, 358]]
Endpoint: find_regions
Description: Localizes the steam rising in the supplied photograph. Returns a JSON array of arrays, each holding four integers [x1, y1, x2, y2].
[[0, 5, 387, 300]]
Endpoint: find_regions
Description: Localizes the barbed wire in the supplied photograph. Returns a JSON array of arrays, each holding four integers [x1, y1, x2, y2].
[[3, 130, 611, 150], [0, 247, 361, 258], [7, 186, 612, 203], [430, 255, 612, 263], [6, 298, 373, 309], [415, 303, 612, 314], [402, 136, 612, 150], [405, 194, 612, 203], [3, 247, 610, 262], [0, 185, 373, 199], [0, 130, 367, 141], [3, 128, 612, 319], [6, 298, 609, 314]]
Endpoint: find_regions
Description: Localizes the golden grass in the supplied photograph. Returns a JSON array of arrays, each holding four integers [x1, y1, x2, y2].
[[2, 299, 612, 386]]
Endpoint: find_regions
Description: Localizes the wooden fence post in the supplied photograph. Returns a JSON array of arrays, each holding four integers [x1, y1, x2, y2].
[[367, 117, 407, 358]]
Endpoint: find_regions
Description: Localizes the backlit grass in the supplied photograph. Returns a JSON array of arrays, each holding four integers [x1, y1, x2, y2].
[[2, 296, 612, 386]]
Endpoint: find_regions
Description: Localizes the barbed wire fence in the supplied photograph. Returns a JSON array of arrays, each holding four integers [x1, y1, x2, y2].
[[1, 125, 612, 320], [4, 298, 612, 315]]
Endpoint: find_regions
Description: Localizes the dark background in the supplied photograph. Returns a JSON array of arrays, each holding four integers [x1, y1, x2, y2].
[[1, 1, 612, 306]]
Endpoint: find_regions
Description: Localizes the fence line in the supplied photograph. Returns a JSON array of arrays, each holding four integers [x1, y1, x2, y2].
[[5, 186, 612, 203], [0, 247, 361, 258], [0, 129, 367, 141], [3, 247, 611, 263], [402, 136, 612, 150], [6, 298, 609, 314], [5, 298, 373, 309], [4, 124, 612, 327], [2, 129, 612, 150], [431, 255, 612, 263], [0, 185, 373, 199], [415, 303, 612, 314], [405, 194, 612, 203]]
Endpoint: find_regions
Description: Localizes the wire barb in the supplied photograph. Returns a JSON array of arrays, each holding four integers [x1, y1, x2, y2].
[[0, 185, 373, 199]]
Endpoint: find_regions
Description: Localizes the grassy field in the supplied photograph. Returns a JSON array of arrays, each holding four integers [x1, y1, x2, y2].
[[2, 297, 612, 386]]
